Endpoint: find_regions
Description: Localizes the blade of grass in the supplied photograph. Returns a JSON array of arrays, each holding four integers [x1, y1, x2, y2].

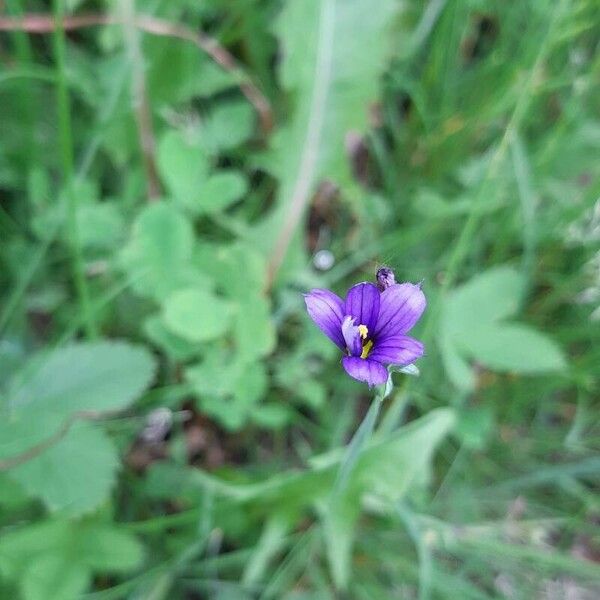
[[51, 0, 97, 339]]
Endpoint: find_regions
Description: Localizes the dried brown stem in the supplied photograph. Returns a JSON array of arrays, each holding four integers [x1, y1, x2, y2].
[[0, 13, 273, 133], [120, 1, 161, 200]]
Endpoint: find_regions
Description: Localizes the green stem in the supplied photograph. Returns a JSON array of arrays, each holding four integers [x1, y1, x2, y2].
[[331, 380, 391, 498], [51, 0, 97, 339]]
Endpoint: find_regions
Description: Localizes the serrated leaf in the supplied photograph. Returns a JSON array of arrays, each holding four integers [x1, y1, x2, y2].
[[10, 421, 119, 514], [459, 324, 567, 373], [120, 202, 206, 301], [162, 287, 232, 343], [6, 341, 156, 419], [1, 341, 155, 513]]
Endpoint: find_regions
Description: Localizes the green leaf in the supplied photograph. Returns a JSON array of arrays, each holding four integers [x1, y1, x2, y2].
[[1, 341, 156, 513], [157, 131, 210, 205], [234, 295, 276, 362], [440, 266, 566, 389], [120, 202, 206, 301], [187, 358, 267, 430], [76, 523, 145, 571], [459, 324, 568, 374], [22, 555, 89, 600], [77, 202, 124, 251], [197, 170, 248, 214], [252, 0, 399, 265], [455, 405, 495, 450], [10, 422, 119, 514], [144, 315, 201, 362], [198, 100, 255, 153], [6, 341, 156, 419], [0, 518, 144, 599], [444, 266, 524, 335], [183, 409, 454, 585], [162, 287, 232, 343]]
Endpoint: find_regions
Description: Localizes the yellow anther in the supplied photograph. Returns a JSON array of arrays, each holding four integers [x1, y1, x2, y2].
[[361, 340, 373, 359], [357, 324, 368, 339]]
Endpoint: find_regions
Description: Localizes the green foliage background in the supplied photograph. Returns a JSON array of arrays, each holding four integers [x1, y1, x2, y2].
[[0, 0, 599, 598]]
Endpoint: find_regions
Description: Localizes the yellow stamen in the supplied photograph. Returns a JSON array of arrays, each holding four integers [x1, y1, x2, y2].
[[357, 324, 368, 339], [361, 340, 373, 359]]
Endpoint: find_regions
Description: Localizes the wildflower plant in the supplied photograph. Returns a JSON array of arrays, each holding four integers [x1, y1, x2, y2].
[[304, 268, 426, 387]]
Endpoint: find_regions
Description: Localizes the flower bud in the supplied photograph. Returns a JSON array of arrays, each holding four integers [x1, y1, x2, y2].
[[376, 267, 396, 291]]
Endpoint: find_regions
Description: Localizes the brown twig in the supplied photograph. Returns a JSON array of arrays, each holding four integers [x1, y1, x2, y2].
[[0, 410, 112, 471], [0, 13, 273, 134], [120, 1, 161, 200]]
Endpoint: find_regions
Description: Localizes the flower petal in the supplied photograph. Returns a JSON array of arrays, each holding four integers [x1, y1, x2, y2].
[[342, 316, 363, 357], [369, 335, 424, 366], [344, 282, 380, 334], [374, 283, 426, 338], [304, 289, 345, 349], [342, 357, 389, 387]]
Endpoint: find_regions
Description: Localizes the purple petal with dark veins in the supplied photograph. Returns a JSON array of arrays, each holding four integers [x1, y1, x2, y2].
[[368, 335, 424, 366], [341, 316, 363, 357], [374, 283, 426, 339], [304, 289, 345, 349], [344, 282, 380, 334], [342, 357, 389, 387]]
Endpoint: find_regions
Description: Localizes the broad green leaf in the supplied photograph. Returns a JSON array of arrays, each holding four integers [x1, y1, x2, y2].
[[198, 100, 256, 153], [157, 131, 210, 206], [197, 171, 248, 214], [120, 202, 206, 301], [0, 518, 143, 599], [22, 555, 89, 600], [1, 341, 155, 513], [76, 523, 145, 571], [183, 409, 454, 584], [185, 348, 241, 398], [162, 287, 232, 343], [10, 421, 119, 514], [252, 0, 399, 267], [456, 405, 495, 450], [5, 341, 156, 420], [459, 324, 568, 374], [144, 315, 201, 362], [440, 266, 566, 389], [444, 266, 524, 335], [194, 242, 267, 297]]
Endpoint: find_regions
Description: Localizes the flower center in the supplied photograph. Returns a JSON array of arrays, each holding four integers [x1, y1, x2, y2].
[[357, 324, 368, 339], [360, 339, 373, 359]]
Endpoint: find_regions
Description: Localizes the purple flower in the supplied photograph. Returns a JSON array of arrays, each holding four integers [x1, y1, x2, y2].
[[304, 278, 426, 387]]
